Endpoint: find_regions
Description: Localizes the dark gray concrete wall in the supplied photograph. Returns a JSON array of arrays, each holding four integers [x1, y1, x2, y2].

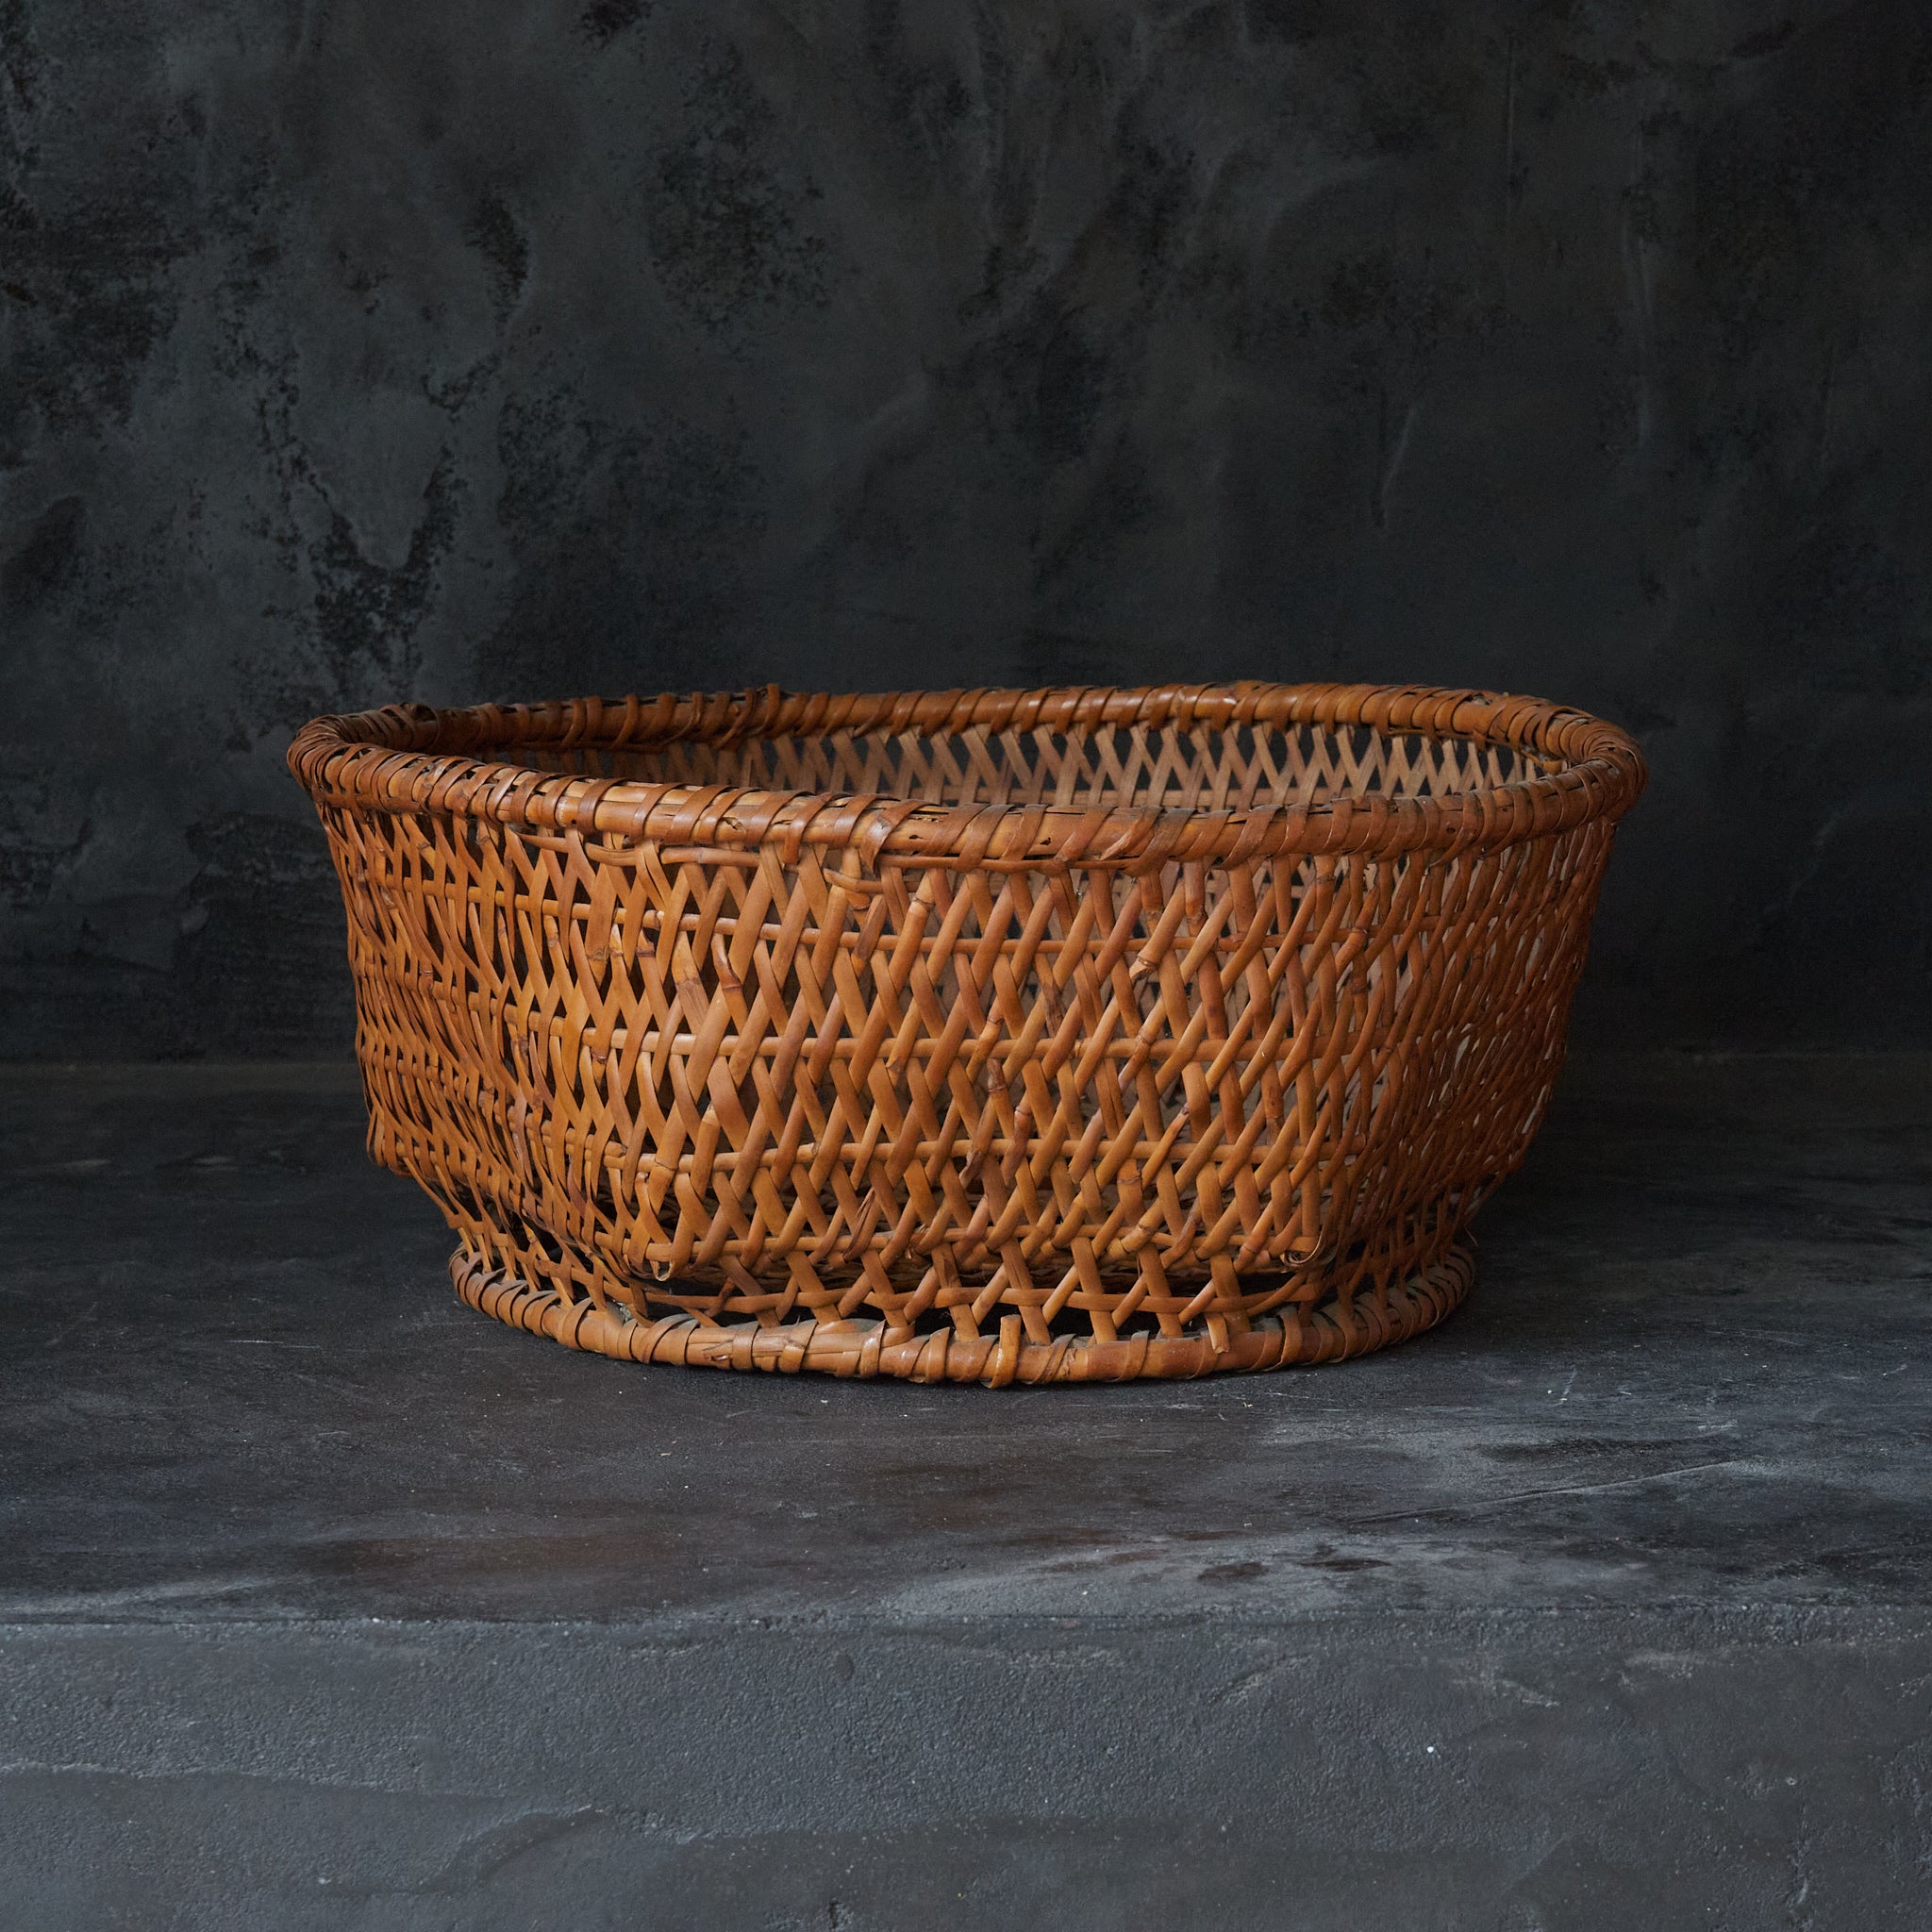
[[3, 0, 1929, 1056]]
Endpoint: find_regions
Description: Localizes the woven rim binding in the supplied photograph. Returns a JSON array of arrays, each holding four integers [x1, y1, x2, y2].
[[288, 681, 1645, 869]]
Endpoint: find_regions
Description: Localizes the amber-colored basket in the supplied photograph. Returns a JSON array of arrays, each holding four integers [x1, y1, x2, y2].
[[290, 682, 1642, 1385]]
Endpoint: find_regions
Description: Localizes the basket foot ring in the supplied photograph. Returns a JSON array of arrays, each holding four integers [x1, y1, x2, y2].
[[448, 1241, 1475, 1385]]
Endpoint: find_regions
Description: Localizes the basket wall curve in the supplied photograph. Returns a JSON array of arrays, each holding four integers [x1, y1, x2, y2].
[[291, 681, 1644, 1383]]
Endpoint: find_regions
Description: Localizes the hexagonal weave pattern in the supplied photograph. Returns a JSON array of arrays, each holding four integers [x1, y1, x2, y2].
[[290, 682, 1643, 1383]]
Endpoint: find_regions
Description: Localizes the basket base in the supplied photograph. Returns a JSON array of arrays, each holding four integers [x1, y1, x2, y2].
[[448, 1241, 1475, 1385]]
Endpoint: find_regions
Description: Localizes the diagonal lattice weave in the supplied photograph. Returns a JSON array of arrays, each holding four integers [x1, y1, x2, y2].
[[290, 682, 1644, 1383]]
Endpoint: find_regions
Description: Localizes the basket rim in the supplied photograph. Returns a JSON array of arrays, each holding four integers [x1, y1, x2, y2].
[[287, 680, 1646, 866]]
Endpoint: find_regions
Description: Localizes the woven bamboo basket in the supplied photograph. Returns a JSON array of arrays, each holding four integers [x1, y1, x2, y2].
[[290, 682, 1643, 1385]]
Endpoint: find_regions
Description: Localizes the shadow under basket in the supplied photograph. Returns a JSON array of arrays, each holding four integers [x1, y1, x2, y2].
[[290, 680, 1643, 1385]]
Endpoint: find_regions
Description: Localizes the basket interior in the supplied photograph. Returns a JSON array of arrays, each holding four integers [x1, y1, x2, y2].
[[497, 717, 1556, 810]]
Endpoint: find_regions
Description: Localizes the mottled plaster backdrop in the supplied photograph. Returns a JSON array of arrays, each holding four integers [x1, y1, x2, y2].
[[1, 0, 1928, 1055]]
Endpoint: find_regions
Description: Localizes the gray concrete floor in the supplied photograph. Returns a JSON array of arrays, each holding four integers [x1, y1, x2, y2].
[[3, 1055, 1929, 1928]]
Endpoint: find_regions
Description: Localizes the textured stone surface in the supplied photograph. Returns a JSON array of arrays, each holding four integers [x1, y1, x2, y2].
[[3, 2, 1931, 1056], [3, 1054, 1929, 1922], [8, 1612, 1928, 1930]]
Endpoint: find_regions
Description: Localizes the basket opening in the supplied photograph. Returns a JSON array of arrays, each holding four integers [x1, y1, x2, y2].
[[494, 720, 1552, 812]]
